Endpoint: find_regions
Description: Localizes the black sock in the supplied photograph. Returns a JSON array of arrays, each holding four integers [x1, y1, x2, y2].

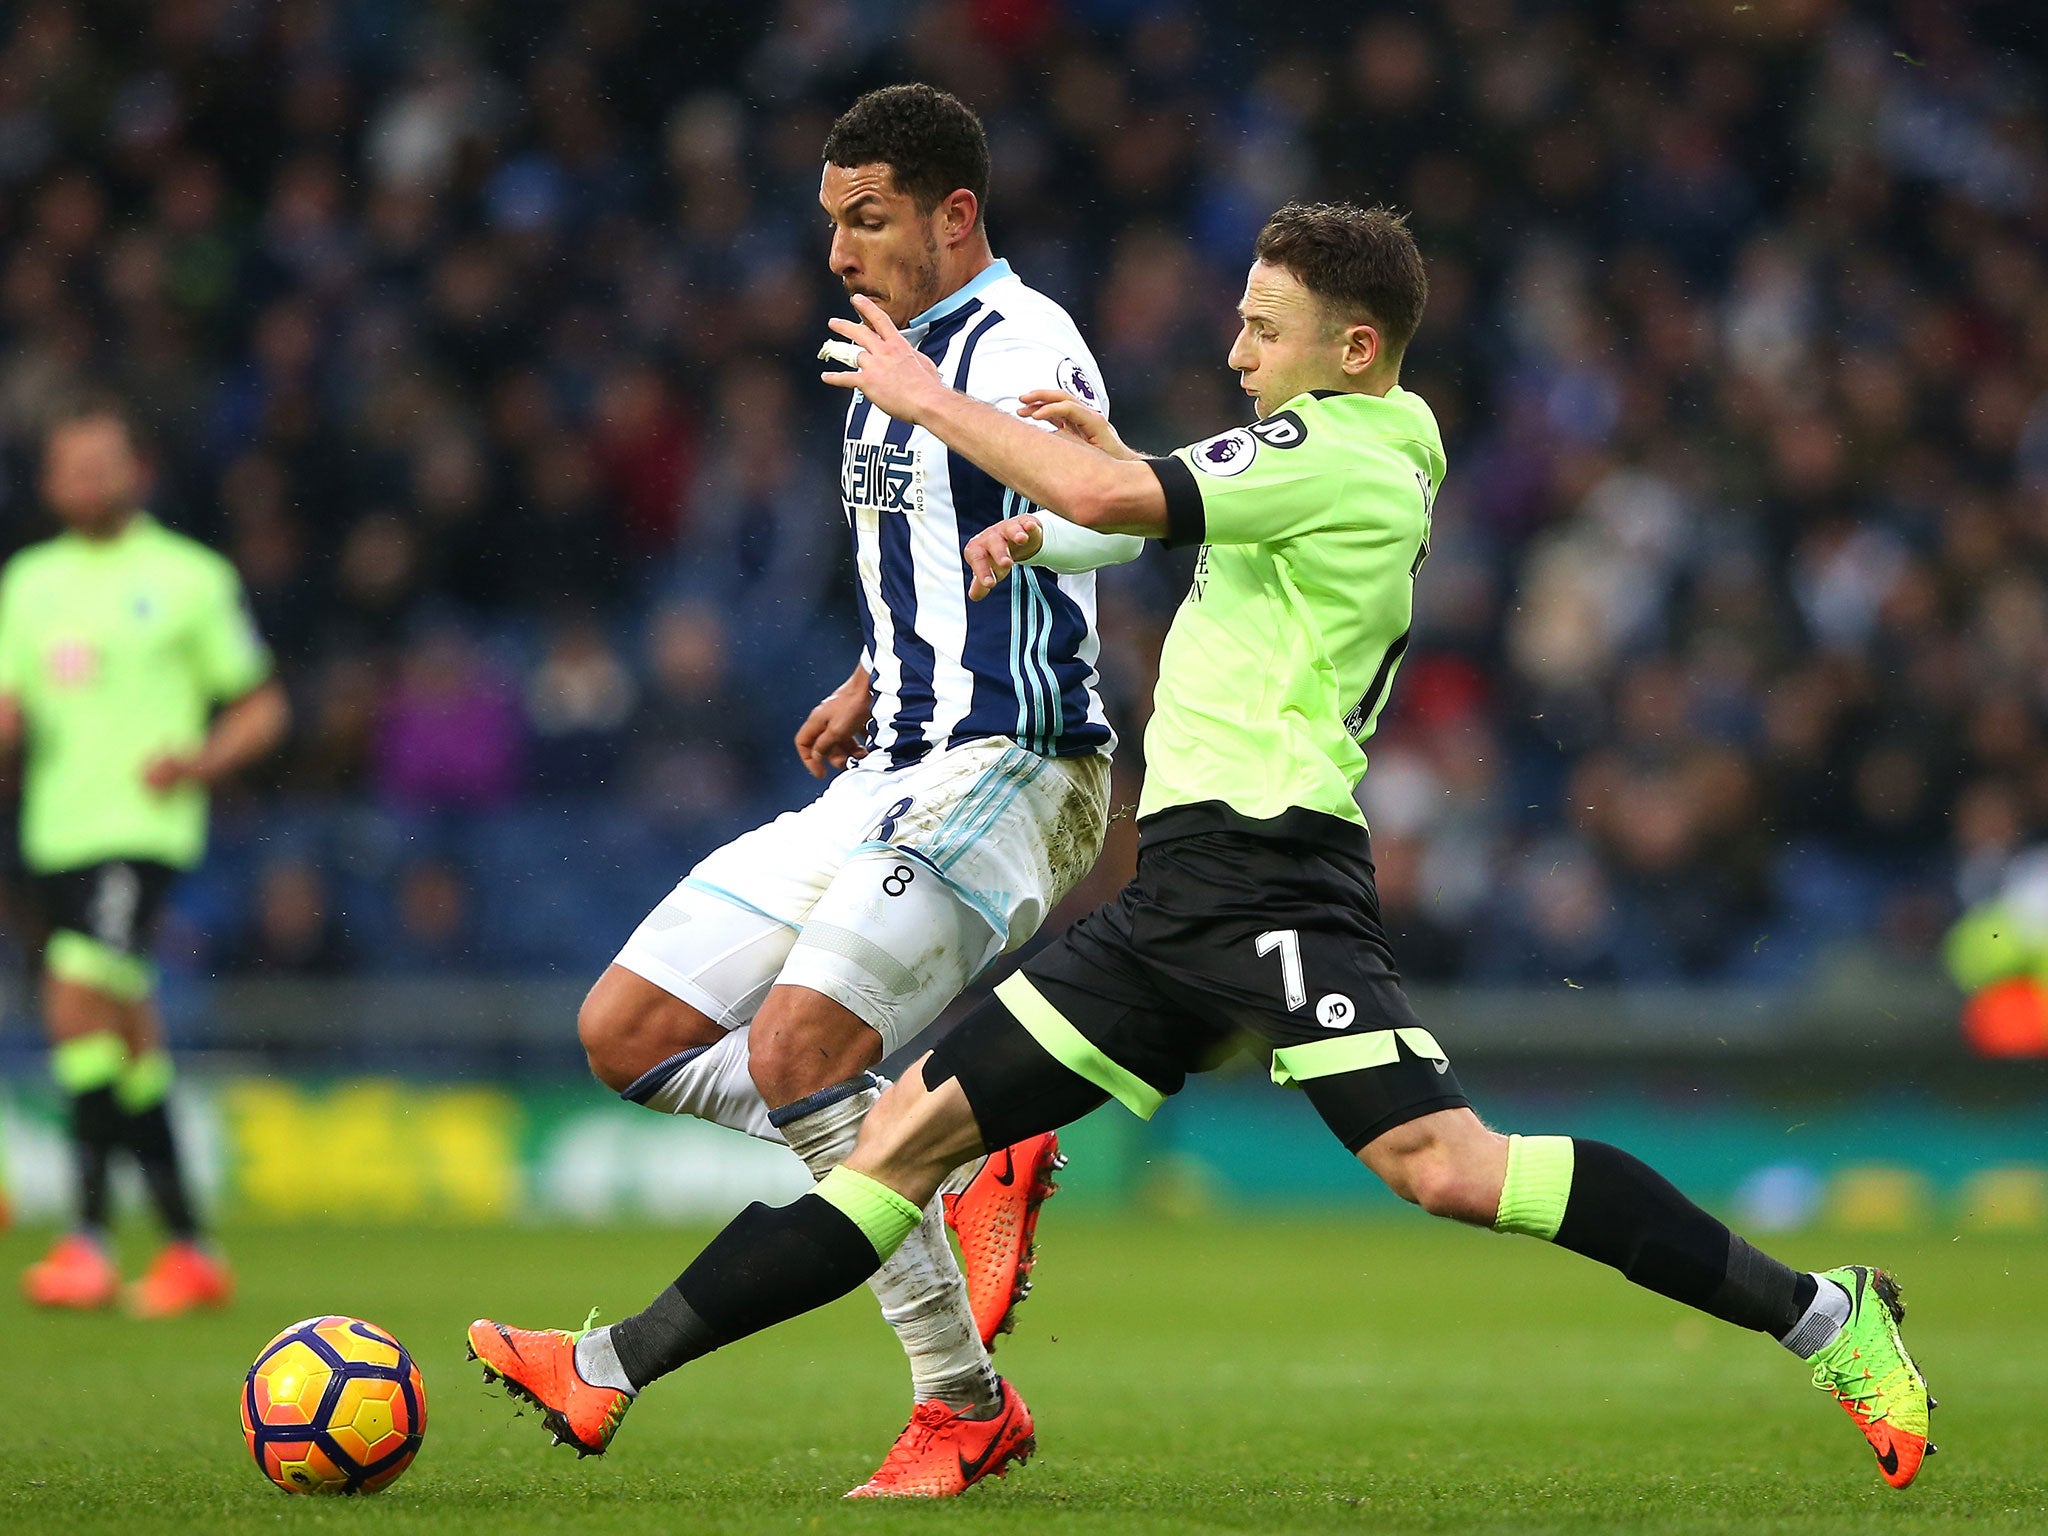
[[123, 1101, 199, 1241], [1554, 1140, 1810, 1337], [68, 1085, 122, 1233], [609, 1195, 884, 1390]]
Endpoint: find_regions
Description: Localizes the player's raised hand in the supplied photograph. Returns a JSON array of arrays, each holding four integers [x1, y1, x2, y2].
[[1018, 389, 1138, 460], [794, 667, 874, 778], [820, 296, 947, 423], [965, 514, 1044, 602]]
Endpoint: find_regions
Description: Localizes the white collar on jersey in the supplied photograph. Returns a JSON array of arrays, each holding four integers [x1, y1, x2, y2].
[[905, 257, 1014, 336]]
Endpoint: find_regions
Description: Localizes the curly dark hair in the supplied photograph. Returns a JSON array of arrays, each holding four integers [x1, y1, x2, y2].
[[822, 84, 990, 216], [1254, 202, 1428, 359]]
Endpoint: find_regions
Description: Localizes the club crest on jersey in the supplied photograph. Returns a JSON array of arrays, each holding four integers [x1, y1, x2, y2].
[[1191, 429, 1257, 476], [46, 640, 100, 689], [1056, 358, 1101, 410], [842, 441, 924, 515]]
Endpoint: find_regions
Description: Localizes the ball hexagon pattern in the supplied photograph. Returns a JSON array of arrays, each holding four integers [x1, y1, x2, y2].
[[242, 1316, 426, 1495]]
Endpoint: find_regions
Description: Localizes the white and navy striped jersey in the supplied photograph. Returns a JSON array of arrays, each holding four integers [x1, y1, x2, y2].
[[840, 258, 1117, 770]]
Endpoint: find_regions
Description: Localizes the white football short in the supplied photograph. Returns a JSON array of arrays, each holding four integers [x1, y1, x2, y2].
[[612, 738, 1110, 1054]]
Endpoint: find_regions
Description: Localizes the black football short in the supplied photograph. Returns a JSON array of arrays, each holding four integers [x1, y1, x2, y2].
[[926, 803, 1469, 1153], [30, 858, 180, 957]]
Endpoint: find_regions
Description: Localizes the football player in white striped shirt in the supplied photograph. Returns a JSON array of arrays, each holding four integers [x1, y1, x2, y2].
[[557, 85, 1141, 1496]]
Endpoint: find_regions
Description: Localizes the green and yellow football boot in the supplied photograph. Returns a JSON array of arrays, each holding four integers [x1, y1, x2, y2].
[[1809, 1266, 1935, 1488]]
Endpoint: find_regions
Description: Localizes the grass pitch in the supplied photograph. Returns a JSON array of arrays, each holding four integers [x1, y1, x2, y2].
[[1, 1213, 2041, 1535]]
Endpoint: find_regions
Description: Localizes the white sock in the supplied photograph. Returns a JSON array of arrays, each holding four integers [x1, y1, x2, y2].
[[630, 1027, 782, 1142], [776, 1077, 999, 1413], [573, 1326, 636, 1395], [939, 1156, 985, 1200], [1780, 1274, 1852, 1359]]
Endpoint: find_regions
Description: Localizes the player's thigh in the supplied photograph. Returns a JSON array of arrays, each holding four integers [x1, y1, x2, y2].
[[116, 995, 165, 1057], [606, 772, 894, 1035], [34, 860, 174, 1028], [925, 894, 1221, 1150], [765, 739, 1110, 1057], [1141, 835, 1472, 1154], [773, 846, 1007, 1059], [901, 744, 1110, 953]]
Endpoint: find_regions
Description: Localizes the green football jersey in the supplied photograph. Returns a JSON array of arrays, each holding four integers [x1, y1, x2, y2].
[[0, 513, 271, 872], [1141, 387, 1444, 829]]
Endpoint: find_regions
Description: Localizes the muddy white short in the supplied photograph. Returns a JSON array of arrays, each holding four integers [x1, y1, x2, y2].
[[612, 738, 1111, 1054]]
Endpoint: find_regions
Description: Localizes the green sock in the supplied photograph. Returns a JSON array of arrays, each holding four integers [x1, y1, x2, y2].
[[813, 1166, 923, 1258], [1493, 1133, 1575, 1239], [115, 1049, 174, 1114]]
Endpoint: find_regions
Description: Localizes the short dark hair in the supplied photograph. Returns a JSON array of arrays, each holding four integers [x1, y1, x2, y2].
[[823, 84, 990, 217], [44, 390, 139, 447], [1253, 202, 1428, 359]]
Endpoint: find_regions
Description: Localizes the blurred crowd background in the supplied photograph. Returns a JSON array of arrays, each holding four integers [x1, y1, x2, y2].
[[0, 0, 2043, 991]]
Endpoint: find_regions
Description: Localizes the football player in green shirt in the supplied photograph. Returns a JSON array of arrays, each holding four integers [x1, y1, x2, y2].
[[2, 399, 288, 1315], [467, 205, 1933, 1493]]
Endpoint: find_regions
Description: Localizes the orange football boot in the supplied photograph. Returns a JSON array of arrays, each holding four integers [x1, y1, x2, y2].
[[128, 1240, 234, 1317], [24, 1232, 119, 1309], [944, 1131, 1063, 1349], [846, 1376, 1036, 1498], [467, 1317, 633, 1456]]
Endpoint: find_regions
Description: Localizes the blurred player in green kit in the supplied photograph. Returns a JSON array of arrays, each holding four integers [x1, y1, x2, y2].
[[2, 399, 287, 1315]]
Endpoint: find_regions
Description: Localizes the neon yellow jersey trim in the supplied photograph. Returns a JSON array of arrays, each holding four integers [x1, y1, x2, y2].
[[995, 972, 1166, 1120]]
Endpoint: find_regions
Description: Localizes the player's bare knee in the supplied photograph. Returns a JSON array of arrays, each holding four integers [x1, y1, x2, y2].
[[746, 1018, 869, 1110], [576, 985, 653, 1091], [576, 969, 719, 1093], [1405, 1154, 1484, 1222], [747, 989, 882, 1109], [1362, 1111, 1506, 1224]]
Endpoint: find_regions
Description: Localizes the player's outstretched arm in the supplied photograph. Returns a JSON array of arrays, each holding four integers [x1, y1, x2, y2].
[[962, 387, 1146, 598], [823, 297, 1168, 537], [1015, 388, 1144, 460]]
